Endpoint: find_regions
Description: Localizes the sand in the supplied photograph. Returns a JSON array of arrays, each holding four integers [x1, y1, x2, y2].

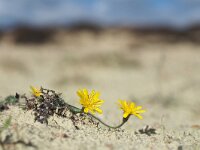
[[0, 30, 200, 150]]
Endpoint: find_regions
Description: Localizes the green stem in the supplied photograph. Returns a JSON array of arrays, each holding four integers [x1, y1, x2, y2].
[[65, 103, 83, 114], [65, 103, 130, 129], [88, 113, 130, 129]]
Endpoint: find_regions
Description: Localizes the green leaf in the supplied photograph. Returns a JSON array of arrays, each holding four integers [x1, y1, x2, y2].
[[0, 116, 11, 134]]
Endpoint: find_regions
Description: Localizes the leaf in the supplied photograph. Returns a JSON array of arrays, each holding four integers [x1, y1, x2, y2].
[[0, 116, 12, 133], [3, 116, 12, 129]]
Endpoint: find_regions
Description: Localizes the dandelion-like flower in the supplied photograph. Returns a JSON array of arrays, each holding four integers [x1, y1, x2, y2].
[[118, 100, 145, 119], [30, 86, 42, 97], [77, 89, 104, 114]]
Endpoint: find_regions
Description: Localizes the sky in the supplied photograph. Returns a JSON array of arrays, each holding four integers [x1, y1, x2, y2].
[[0, 0, 200, 29]]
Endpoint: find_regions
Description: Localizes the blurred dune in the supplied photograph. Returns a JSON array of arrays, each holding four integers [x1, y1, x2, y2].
[[1, 24, 200, 44]]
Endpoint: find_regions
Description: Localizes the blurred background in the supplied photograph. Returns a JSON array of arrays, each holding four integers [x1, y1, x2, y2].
[[0, 0, 200, 126]]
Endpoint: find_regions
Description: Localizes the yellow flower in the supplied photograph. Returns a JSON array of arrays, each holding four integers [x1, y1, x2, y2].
[[30, 86, 42, 97], [118, 100, 145, 119], [77, 89, 104, 114]]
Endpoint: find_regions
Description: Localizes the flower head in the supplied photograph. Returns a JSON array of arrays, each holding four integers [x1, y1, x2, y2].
[[77, 89, 104, 114], [30, 86, 42, 97], [118, 100, 145, 119]]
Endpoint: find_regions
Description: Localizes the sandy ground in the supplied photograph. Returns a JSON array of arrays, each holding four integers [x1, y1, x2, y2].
[[0, 30, 200, 149]]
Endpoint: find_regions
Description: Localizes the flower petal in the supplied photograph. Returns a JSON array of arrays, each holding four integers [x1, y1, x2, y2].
[[95, 108, 103, 114], [78, 89, 104, 115], [118, 100, 145, 120], [135, 110, 146, 113], [84, 108, 89, 113], [123, 112, 129, 118], [134, 114, 143, 119]]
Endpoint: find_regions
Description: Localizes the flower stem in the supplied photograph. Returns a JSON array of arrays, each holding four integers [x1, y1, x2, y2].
[[65, 103, 130, 129], [88, 113, 130, 129], [65, 103, 83, 114]]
